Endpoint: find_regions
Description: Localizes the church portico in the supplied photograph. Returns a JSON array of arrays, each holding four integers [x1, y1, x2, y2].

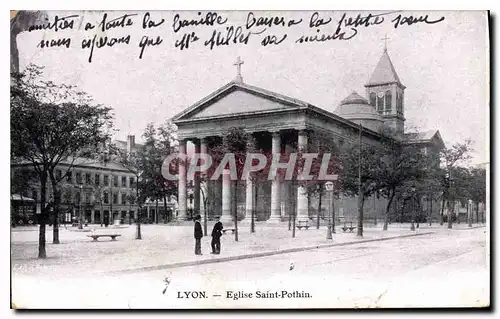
[[172, 50, 433, 225]]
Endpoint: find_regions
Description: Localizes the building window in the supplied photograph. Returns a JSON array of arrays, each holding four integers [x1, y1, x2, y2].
[[113, 175, 118, 187], [75, 192, 81, 204], [86, 173, 91, 184], [86, 192, 91, 204], [76, 172, 82, 184], [66, 171, 72, 183], [396, 92, 403, 116], [130, 177, 135, 188], [121, 176, 127, 187], [104, 175, 109, 187], [369, 92, 376, 107], [113, 193, 118, 205], [103, 192, 109, 204], [56, 169, 62, 180], [32, 189, 38, 201], [377, 94, 384, 113], [385, 91, 392, 113], [95, 174, 100, 186]]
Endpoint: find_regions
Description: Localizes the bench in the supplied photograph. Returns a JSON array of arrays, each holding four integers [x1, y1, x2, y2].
[[222, 228, 236, 234], [341, 222, 357, 233], [87, 234, 122, 241], [296, 220, 310, 230]]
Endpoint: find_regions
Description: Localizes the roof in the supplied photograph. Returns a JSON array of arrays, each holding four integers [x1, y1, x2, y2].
[[339, 92, 370, 106], [12, 156, 134, 173], [405, 130, 445, 148], [113, 139, 144, 150], [335, 91, 384, 124], [172, 80, 310, 121], [365, 50, 404, 88], [172, 80, 384, 138]]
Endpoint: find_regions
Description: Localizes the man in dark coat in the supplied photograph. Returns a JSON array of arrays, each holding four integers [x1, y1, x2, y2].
[[211, 216, 223, 254], [194, 215, 203, 255]]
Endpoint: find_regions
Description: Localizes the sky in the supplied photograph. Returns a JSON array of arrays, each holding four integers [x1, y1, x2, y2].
[[16, 10, 489, 165]]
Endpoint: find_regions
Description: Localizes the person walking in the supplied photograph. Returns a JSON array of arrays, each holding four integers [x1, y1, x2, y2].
[[194, 215, 203, 255], [211, 216, 223, 254]]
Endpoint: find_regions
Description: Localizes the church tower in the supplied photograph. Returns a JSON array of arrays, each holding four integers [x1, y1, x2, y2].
[[364, 46, 406, 135]]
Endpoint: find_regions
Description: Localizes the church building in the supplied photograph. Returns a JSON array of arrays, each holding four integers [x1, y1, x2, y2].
[[172, 47, 445, 224]]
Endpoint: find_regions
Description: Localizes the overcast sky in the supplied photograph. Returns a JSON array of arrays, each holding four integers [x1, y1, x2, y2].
[[17, 10, 489, 164]]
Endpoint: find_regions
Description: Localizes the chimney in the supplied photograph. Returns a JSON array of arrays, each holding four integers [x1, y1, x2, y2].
[[127, 135, 135, 154]]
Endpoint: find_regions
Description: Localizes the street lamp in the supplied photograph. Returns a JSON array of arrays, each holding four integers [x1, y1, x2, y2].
[[410, 185, 416, 231], [325, 181, 334, 239]]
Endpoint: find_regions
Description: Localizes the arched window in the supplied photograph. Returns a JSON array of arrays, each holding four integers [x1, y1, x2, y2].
[[370, 92, 376, 107], [396, 92, 403, 115], [385, 91, 392, 113], [377, 94, 384, 112]]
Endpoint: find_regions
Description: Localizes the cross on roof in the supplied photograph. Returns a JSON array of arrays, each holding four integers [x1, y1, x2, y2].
[[382, 34, 390, 52], [234, 56, 244, 82]]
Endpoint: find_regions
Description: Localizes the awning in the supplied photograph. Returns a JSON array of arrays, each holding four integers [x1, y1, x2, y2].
[[10, 194, 35, 202]]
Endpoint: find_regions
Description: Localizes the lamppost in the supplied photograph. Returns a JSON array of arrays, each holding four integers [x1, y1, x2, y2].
[[325, 181, 334, 239], [410, 184, 416, 231], [468, 199, 473, 227]]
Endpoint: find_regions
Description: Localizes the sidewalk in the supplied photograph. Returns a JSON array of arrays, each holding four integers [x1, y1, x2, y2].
[[11, 222, 484, 276]]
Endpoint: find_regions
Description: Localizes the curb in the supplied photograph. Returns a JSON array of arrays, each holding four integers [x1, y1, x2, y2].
[[112, 231, 435, 274]]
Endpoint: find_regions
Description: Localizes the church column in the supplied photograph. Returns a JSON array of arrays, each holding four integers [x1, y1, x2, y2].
[[199, 137, 208, 217], [297, 130, 309, 222], [193, 139, 201, 218], [178, 139, 188, 221], [269, 131, 282, 222], [91, 208, 95, 224], [221, 168, 232, 223]]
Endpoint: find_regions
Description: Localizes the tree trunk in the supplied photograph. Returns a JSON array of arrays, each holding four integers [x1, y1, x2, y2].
[[476, 202, 479, 224], [317, 187, 322, 229], [38, 172, 48, 259], [429, 195, 433, 226], [447, 199, 453, 229], [383, 191, 395, 231], [163, 195, 168, 224], [440, 197, 445, 225], [49, 172, 60, 244], [233, 180, 238, 242], [135, 182, 142, 240], [100, 197, 104, 226], [251, 180, 256, 233], [155, 199, 159, 224], [292, 180, 296, 238], [357, 192, 365, 237]]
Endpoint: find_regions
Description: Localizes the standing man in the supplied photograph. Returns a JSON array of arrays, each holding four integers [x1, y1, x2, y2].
[[194, 215, 203, 255], [211, 216, 224, 254]]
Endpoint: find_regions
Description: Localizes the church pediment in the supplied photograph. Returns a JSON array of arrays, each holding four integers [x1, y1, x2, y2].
[[173, 81, 308, 121]]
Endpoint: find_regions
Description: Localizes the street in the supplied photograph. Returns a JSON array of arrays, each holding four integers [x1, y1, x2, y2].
[[11, 227, 489, 309]]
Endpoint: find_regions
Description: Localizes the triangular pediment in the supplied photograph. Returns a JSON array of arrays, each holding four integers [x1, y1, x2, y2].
[[173, 81, 308, 121]]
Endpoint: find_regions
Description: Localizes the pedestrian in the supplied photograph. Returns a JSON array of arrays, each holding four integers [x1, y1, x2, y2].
[[211, 216, 223, 254], [194, 215, 203, 255]]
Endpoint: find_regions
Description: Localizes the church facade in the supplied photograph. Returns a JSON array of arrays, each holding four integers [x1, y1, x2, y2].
[[172, 48, 444, 224]]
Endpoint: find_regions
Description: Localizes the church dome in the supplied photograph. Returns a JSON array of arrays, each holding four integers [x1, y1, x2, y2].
[[335, 91, 384, 132]]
